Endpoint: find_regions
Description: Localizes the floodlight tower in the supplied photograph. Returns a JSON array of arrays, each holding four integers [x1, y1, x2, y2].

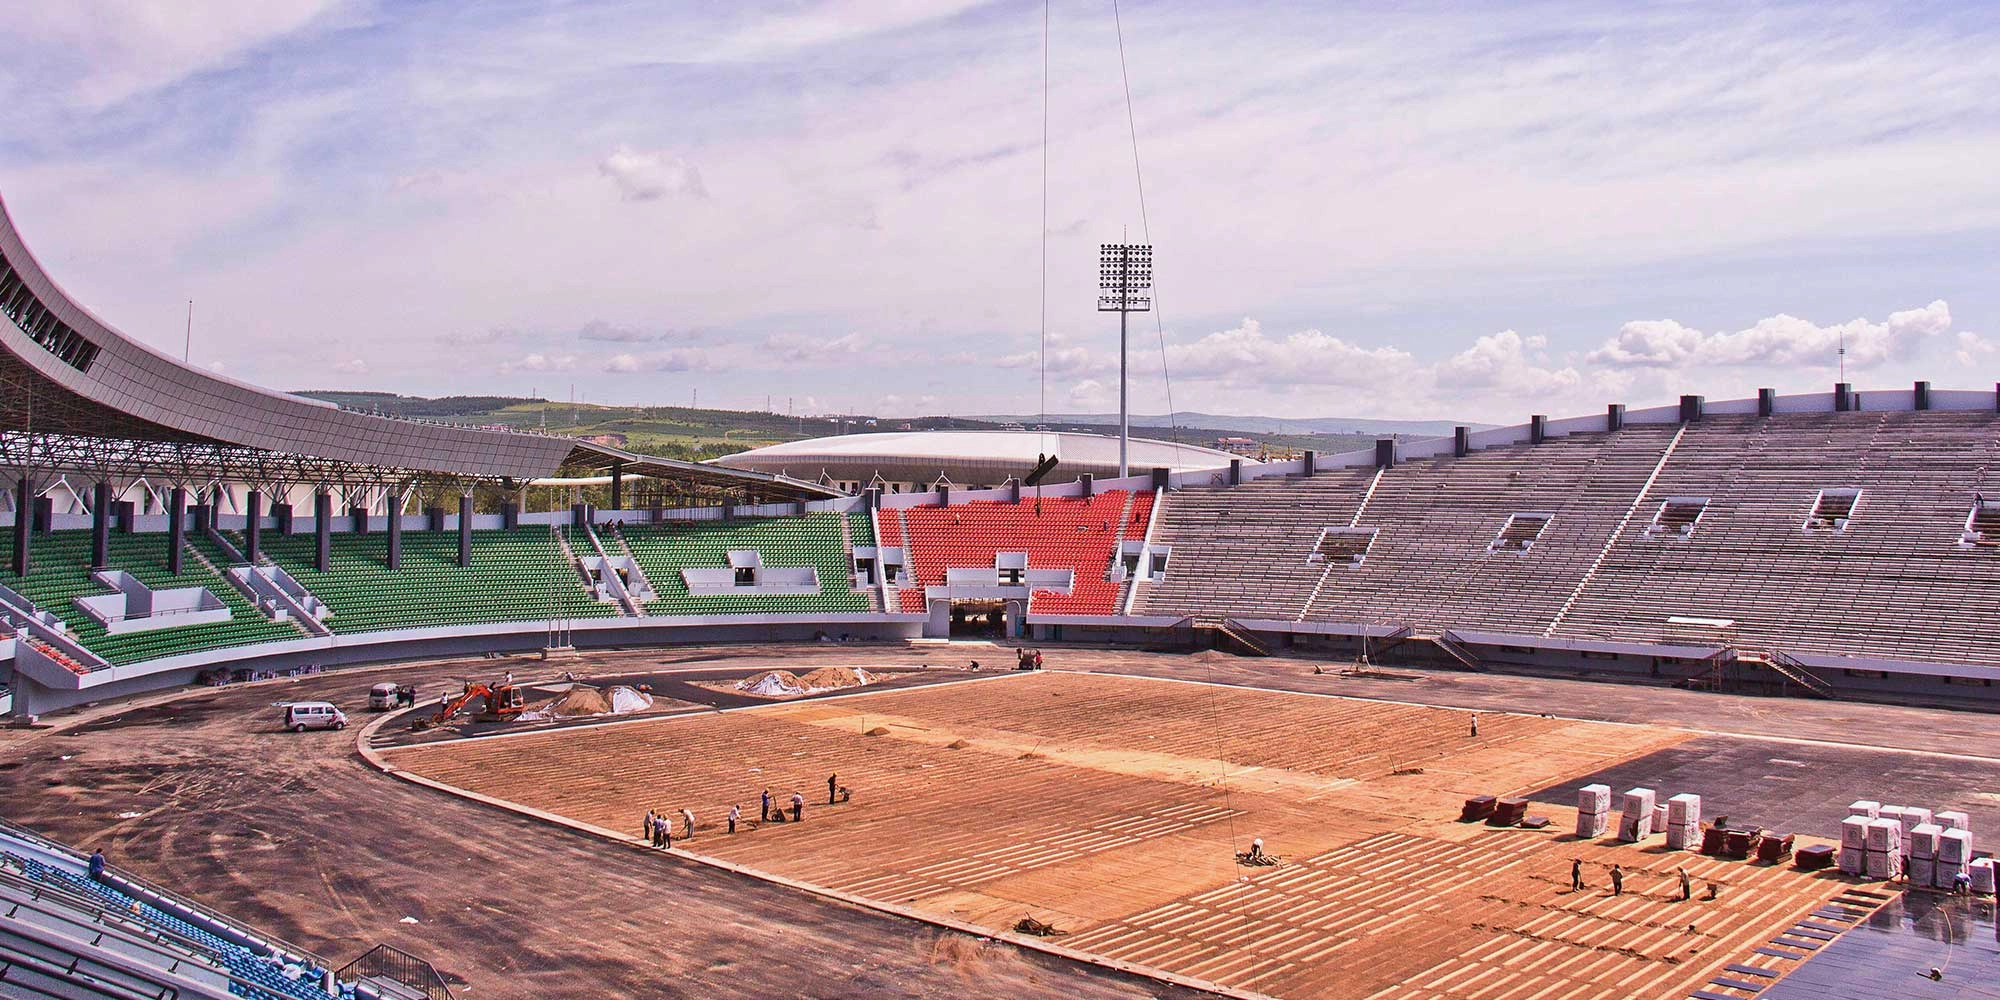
[[1098, 243, 1152, 477]]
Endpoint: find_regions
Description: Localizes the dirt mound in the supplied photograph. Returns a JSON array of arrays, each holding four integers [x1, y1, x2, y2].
[[945, 739, 970, 750], [799, 666, 876, 691], [864, 726, 891, 736], [736, 671, 805, 697]]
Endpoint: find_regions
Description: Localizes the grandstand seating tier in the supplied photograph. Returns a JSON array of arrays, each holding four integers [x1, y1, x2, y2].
[[0, 531, 297, 666], [617, 513, 874, 616], [251, 529, 615, 635]]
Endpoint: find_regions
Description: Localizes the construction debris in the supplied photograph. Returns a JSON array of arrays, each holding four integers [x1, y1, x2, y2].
[[1013, 916, 1066, 937], [1235, 851, 1281, 867]]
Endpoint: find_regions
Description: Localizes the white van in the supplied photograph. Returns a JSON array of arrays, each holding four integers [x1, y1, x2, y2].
[[368, 683, 398, 711], [282, 701, 348, 732]]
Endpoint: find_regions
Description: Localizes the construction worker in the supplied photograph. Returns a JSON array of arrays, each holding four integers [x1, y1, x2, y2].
[[1678, 867, 1692, 902], [761, 788, 772, 822], [1571, 858, 1584, 891], [1470, 713, 1479, 738], [791, 791, 804, 822], [728, 804, 740, 834], [658, 814, 672, 850], [828, 773, 839, 806], [681, 808, 695, 841], [645, 810, 656, 845], [1610, 864, 1624, 896], [87, 849, 106, 880], [1249, 838, 1265, 861]]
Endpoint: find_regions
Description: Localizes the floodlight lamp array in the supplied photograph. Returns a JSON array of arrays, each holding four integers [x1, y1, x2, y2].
[[1097, 243, 1153, 312]]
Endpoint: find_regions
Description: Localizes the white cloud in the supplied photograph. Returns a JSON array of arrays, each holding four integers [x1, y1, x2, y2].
[[331, 358, 369, 375], [995, 331, 1114, 376], [600, 348, 713, 373], [1164, 319, 1419, 387], [1435, 330, 1580, 395], [598, 147, 708, 202], [762, 332, 870, 362], [500, 352, 575, 374], [873, 392, 941, 418], [4, 1, 345, 109], [1956, 331, 1999, 368], [1588, 301, 1952, 370], [1067, 379, 1115, 409], [577, 320, 659, 343], [443, 328, 514, 346]]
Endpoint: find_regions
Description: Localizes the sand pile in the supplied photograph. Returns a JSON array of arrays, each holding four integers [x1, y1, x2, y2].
[[517, 683, 653, 721], [799, 667, 876, 692], [864, 726, 891, 736], [737, 671, 806, 697], [547, 685, 611, 716]]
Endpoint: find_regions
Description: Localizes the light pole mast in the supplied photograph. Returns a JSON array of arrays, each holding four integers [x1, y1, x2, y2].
[[1097, 242, 1152, 477]]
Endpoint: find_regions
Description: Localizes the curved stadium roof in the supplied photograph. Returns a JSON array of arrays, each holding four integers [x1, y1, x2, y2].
[[0, 192, 832, 499], [716, 430, 1239, 486]]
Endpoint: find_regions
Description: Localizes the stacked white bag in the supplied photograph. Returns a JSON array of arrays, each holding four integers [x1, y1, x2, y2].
[[1935, 829, 1975, 891], [1971, 857, 1997, 895], [1849, 800, 1881, 820], [1935, 810, 1970, 833], [1618, 788, 1656, 843], [1575, 784, 1611, 839], [1664, 793, 1702, 851], [1907, 823, 1941, 889], [1838, 816, 1869, 875], [1864, 818, 1903, 880], [1897, 806, 1933, 843]]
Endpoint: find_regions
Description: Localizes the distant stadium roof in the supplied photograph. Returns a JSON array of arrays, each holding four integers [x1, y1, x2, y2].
[[0, 192, 832, 499], [716, 430, 1238, 487]]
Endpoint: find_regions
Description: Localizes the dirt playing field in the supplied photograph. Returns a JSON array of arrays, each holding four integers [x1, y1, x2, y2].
[[383, 670, 1863, 999]]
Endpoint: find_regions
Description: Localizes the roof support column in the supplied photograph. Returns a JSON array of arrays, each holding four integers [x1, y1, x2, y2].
[[458, 493, 473, 568], [90, 482, 110, 570], [315, 490, 332, 574], [245, 491, 262, 564], [167, 487, 186, 576], [610, 461, 624, 512], [386, 492, 403, 571], [10, 477, 31, 576]]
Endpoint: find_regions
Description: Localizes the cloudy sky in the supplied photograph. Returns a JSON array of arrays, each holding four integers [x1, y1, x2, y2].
[[2, 1, 1996, 424]]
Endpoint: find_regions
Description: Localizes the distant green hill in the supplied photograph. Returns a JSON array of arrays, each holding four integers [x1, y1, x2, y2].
[[290, 391, 1417, 463]]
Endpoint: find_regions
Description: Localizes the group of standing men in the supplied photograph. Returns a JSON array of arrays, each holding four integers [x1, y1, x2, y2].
[[642, 773, 845, 849]]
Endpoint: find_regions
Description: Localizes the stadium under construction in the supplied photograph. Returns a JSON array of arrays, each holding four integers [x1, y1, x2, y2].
[[3, 176, 1999, 1000]]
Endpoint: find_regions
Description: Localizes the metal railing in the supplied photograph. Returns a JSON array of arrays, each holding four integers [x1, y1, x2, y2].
[[335, 944, 454, 1000]]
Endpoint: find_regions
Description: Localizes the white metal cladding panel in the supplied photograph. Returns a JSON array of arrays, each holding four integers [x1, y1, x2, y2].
[[0, 198, 573, 477]]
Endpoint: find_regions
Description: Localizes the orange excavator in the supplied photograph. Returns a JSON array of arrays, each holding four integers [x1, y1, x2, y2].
[[422, 681, 527, 727]]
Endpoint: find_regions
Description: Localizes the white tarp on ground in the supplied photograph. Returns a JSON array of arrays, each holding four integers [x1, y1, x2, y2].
[[609, 686, 652, 714]]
